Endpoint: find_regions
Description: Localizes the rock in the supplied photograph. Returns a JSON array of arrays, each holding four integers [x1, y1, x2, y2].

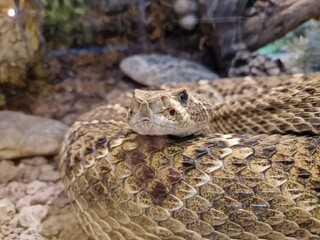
[[120, 54, 219, 87], [1, 225, 13, 235], [22, 157, 48, 166], [0, 160, 21, 184], [13, 227, 24, 234], [19, 229, 44, 240], [38, 164, 61, 182], [0, 111, 68, 160], [17, 205, 48, 229], [26, 181, 47, 195], [0, 198, 16, 225], [2, 181, 27, 202], [17, 164, 41, 183], [16, 181, 64, 210]]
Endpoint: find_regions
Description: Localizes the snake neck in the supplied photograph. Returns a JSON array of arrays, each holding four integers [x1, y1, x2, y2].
[[186, 97, 216, 134]]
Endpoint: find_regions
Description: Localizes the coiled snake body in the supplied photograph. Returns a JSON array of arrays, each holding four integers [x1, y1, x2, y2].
[[60, 75, 320, 240]]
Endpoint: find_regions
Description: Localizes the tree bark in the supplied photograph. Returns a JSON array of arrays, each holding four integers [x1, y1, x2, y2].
[[199, 0, 252, 73], [196, 0, 320, 72], [244, 0, 320, 51]]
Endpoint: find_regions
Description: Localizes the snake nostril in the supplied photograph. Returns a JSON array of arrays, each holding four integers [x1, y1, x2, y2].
[[169, 109, 176, 116], [127, 110, 133, 118]]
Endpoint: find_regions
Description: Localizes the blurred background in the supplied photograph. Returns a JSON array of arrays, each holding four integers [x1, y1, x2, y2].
[[0, 0, 319, 125]]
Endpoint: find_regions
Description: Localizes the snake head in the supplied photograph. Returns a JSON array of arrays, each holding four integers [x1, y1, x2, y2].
[[127, 88, 211, 136]]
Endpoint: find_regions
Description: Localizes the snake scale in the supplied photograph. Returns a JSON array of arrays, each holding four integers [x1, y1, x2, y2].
[[59, 74, 320, 240]]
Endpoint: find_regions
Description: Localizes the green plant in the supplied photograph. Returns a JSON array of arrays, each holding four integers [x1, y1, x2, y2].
[[41, 0, 87, 48]]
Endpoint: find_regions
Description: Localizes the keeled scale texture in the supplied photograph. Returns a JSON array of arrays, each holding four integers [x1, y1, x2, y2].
[[60, 101, 320, 240]]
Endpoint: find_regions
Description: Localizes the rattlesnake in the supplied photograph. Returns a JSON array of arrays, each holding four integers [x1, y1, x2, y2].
[[59, 74, 320, 240]]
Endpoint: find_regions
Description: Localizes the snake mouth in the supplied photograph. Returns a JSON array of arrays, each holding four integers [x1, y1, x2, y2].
[[140, 118, 151, 122]]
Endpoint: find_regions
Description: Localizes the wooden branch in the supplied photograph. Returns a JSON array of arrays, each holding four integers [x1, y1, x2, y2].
[[244, 0, 320, 51], [199, 0, 252, 72]]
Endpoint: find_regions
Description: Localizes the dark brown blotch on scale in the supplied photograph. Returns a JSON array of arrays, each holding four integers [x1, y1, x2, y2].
[[68, 134, 77, 145], [146, 180, 170, 198], [223, 156, 248, 173], [160, 167, 183, 186], [271, 153, 295, 171], [137, 135, 168, 152], [134, 165, 156, 183], [262, 146, 277, 158], [263, 106, 277, 113], [95, 136, 109, 148], [173, 154, 196, 172], [291, 166, 312, 184], [84, 145, 95, 155], [74, 153, 82, 163], [306, 142, 318, 154], [307, 179, 320, 194], [126, 149, 147, 168], [182, 157, 196, 170], [208, 140, 228, 148]]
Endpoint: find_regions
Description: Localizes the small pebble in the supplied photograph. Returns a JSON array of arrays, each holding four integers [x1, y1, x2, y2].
[[0, 198, 16, 225], [1, 225, 13, 235], [0, 160, 21, 184], [39, 164, 61, 182], [16, 182, 64, 210], [17, 205, 48, 229], [17, 164, 41, 183], [3, 181, 27, 202], [26, 181, 47, 195], [20, 229, 44, 240], [5, 233, 19, 240], [22, 157, 48, 166], [13, 227, 24, 234]]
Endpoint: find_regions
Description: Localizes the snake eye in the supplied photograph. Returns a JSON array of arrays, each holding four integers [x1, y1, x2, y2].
[[169, 109, 176, 116], [178, 90, 188, 103]]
